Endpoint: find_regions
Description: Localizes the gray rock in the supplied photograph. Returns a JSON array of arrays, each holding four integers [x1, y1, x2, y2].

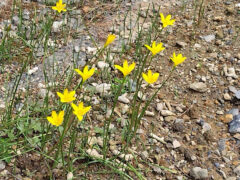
[[0, 160, 5, 170], [224, 66, 238, 78], [190, 82, 207, 92], [201, 34, 215, 42], [176, 41, 187, 48], [94, 83, 111, 94], [190, 167, 208, 179], [218, 139, 226, 153], [229, 114, 240, 133], [152, 166, 162, 174], [23, 9, 30, 20], [141, 151, 149, 159], [52, 21, 63, 33], [236, 91, 240, 99], [202, 122, 211, 133], [129, 79, 136, 92], [234, 165, 240, 176], [227, 109, 239, 116], [12, 16, 20, 26]]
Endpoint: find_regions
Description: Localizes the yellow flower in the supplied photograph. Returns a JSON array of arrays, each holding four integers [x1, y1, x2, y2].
[[47, 111, 64, 127], [144, 41, 165, 56], [57, 89, 76, 103], [71, 102, 91, 121], [142, 70, 159, 84], [104, 34, 116, 48], [52, 0, 66, 13], [170, 52, 186, 67], [75, 66, 95, 83], [114, 60, 135, 77], [160, 13, 175, 28]]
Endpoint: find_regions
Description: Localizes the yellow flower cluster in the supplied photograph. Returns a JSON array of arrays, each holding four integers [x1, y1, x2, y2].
[[47, 66, 95, 126], [48, 5, 186, 126]]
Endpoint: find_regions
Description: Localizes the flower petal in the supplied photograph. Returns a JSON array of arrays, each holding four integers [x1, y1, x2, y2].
[[128, 62, 135, 73], [75, 69, 84, 77]]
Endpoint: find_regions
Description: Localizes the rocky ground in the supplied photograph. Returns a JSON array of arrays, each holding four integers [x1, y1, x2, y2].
[[0, 0, 240, 179]]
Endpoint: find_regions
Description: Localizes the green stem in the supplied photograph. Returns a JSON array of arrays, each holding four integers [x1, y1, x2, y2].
[[103, 77, 126, 159]]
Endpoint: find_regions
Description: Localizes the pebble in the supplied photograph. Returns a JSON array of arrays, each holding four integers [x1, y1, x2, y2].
[[164, 116, 176, 122], [156, 103, 164, 111], [223, 93, 231, 100], [145, 111, 155, 117], [161, 110, 175, 116], [94, 83, 111, 94], [38, 89, 54, 98], [227, 109, 239, 116], [184, 149, 197, 161], [236, 91, 240, 99], [201, 34, 215, 42], [74, 46, 80, 53], [137, 91, 146, 101], [189, 82, 207, 92], [86, 149, 103, 158], [0, 160, 5, 170], [141, 151, 149, 159], [176, 41, 187, 48], [67, 172, 73, 180], [172, 139, 181, 148], [118, 93, 130, 104], [52, 21, 63, 33], [119, 154, 133, 161], [202, 122, 211, 133], [226, 177, 236, 180], [28, 67, 38, 75], [97, 61, 109, 70], [12, 16, 20, 26], [233, 165, 240, 176], [190, 167, 208, 179], [229, 114, 240, 133], [224, 66, 238, 78], [218, 139, 226, 153], [149, 133, 166, 144], [216, 110, 224, 115]]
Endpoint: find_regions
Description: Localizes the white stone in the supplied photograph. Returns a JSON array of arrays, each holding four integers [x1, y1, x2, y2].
[[94, 83, 111, 94], [224, 93, 231, 100], [67, 172, 73, 180], [28, 67, 38, 75], [190, 82, 207, 92], [52, 21, 63, 33], [86, 149, 103, 158], [145, 111, 155, 117], [172, 140, 181, 148], [161, 110, 175, 117], [97, 61, 109, 69], [118, 93, 130, 104]]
